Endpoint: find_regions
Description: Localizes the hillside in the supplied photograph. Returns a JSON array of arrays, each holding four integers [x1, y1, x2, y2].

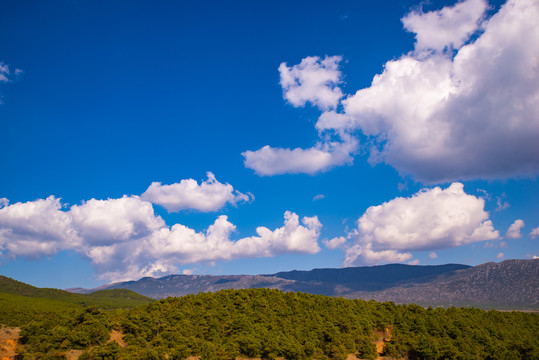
[[348, 259, 539, 309], [0, 275, 154, 310], [71, 259, 539, 309], [10, 288, 539, 360]]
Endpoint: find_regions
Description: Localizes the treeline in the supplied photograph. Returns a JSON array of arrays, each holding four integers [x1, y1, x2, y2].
[[4, 288, 539, 359]]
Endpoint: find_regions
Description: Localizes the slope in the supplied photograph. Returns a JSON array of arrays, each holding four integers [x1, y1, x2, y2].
[[0, 275, 153, 310]]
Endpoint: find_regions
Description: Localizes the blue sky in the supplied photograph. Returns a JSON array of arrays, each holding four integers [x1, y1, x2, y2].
[[1, 0, 538, 289]]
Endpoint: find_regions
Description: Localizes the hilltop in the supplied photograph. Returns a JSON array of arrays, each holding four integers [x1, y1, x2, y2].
[[0, 275, 154, 311]]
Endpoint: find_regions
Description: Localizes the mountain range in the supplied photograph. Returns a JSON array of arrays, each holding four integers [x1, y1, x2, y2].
[[68, 258, 539, 310]]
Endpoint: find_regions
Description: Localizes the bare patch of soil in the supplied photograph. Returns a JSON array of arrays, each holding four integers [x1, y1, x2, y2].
[[0, 326, 20, 360], [65, 349, 85, 360], [109, 329, 127, 348]]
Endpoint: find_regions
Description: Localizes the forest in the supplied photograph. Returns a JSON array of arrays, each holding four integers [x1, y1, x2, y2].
[[1, 283, 538, 360]]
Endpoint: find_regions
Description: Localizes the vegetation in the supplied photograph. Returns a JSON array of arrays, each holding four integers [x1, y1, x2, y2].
[[113, 289, 539, 360], [1, 276, 538, 359], [0, 275, 154, 310]]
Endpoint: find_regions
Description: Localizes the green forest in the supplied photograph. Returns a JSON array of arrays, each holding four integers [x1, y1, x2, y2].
[[0, 277, 538, 360]]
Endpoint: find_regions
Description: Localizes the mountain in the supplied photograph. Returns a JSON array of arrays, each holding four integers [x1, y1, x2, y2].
[[69, 274, 297, 299], [349, 259, 539, 309], [0, 275, 154, 309], [69, 263, 469, 299], [71, 259, 539, 309]]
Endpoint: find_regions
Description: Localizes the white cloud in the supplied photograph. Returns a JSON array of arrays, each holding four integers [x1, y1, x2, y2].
[[93, 211, 321, 282], [530, 227, 539, 239], [496, 252, 504, 259], [243, 135, 357, 176], [401, 0, 487, 53], [70, 196, 165, 246], [279, 56, 343, 111], [323, 236, 347, 250], [429, 251, 438, 259], [141, 172, 252, 212], [408, 259, 420, 265], [344, 182, 499, 266], [0, 196, 80, 259], [259, 0, 539, 181], [505, 219, 525, 239], [320, 0, 539, 182], [313, 194, 325, 201], [0, 195, 321, 282]]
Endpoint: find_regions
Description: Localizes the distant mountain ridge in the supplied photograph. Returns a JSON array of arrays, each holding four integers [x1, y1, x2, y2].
[[68, 259, 539, 310]]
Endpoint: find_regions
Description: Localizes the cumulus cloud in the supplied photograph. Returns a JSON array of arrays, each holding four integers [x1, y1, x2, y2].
[[0, 195, 321, 282], [429, 251, 438, 259], [243, 135, 357, 176], [242, 56, 358, 176], [530, 227, 539, 239], [401, 0, 487, 53], [321, 0, 539, 182], [344, 183, 499, 266], [0, 197, 80, 259], [279, 56, 343, 111], [70, 196, 165, 246], [253, 0, 539, 181], [496, 252, 504, 259], [323, 236, 347, 250], [142, 172, 252, 212], [505, 219, 525, 239]]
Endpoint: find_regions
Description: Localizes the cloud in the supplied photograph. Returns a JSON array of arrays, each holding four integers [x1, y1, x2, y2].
[[142, 172, 252, 212], [496, 252, 504, 259], [429, 251, 438, 259], [401, 0, 487, 53], [85, 211, 321, 282], [505, 219, 525, 239], [323, 0, 539, 182], [323, 236, 347, 250], [344, 182, 499, 266], [408, 259, 420, 265], [279, 56, 343, 111], [0, 196, 80, 259], [255, 0, 539, 181], [0, 195, 321, 282], [243, 134, 357, 176], [495, 197, 510, 211], [313, 194, 325, 201], [530, 227, 539, 239], [0, 63, 10, 83], [0, 62, 22, 103], [70, 196, 165, 245]]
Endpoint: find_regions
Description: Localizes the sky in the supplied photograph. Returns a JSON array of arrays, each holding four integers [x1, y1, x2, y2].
[[0, 0, 538, 289]]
